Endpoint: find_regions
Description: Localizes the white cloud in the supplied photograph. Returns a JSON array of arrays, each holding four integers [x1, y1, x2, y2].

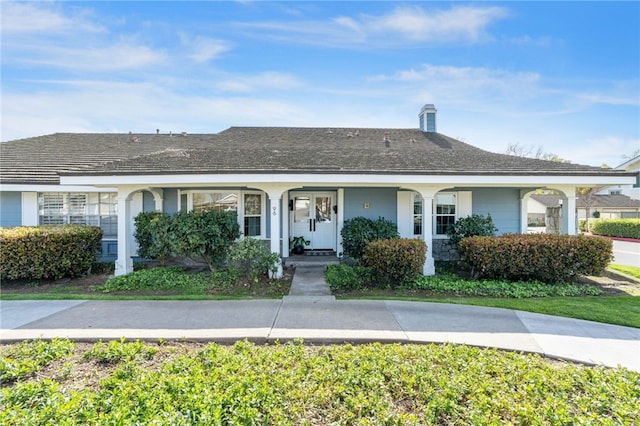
[[182, 35, 231, 63], [11, 40, 167, 71], [363, 5, 507, 42], [214, 71, 302, 93], [238, 5, 507, 47], [0, 1, 103, 34]]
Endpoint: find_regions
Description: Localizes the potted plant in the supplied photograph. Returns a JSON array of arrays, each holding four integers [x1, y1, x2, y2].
[[290, 236, 310, 255]]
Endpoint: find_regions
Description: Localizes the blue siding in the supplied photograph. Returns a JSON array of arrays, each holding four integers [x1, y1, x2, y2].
[[0, 192, 22, 227], [142, 191, 156, 211], [343, 188, 397, 222], [470, 188, 521, 234], [163, 189, 179, 215]]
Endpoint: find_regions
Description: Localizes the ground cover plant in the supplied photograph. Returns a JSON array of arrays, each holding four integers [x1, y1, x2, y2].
[[1, 339, 638, 425]]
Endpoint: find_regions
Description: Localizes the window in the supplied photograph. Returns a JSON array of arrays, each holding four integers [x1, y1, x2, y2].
[[243, 193, 262, 237], [38, 192, 117, 238], [413, 194, 422, 235], [193, 192, 237, 212], [435, 193, 456, 235], [182, 190, 265, 238]]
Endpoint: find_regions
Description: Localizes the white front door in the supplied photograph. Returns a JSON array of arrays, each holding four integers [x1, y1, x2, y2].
[[291, 191, 336, 250]]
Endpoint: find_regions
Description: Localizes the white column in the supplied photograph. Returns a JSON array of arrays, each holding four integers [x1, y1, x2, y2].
[[520, 190, 530, 234], [564, 196, 578, 235], [268, 193, 283, 279], [21, 192, 38, 226], [115, 190, 133, 276], [282, 192, 290, 258], [337, 188, 344, 257], [421, 195, 435, 275]]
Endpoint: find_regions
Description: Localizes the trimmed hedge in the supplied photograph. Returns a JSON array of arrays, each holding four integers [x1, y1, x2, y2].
[[458, 234, 612, 283], [590, 218, 640, 239], [0, 225, 102, 281], [363, 238, 426, 287]]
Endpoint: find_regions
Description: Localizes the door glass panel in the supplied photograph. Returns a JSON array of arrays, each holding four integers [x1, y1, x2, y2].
[[315, 196, 332, 223], [294, 196, 310, 222]]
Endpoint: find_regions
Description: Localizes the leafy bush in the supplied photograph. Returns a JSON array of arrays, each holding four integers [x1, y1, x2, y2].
[[363, 238, 426, 287], [340, 216, 398, 260], [96, 266, 211, 293], [590, 218, 640, 239], [325, 264, 372, 291], [446, 214, 498, 247], [459, 234, 613, 283], [171, 210, 241, 271], [228, 237, 281, 283], [90, 261, 115, 275], [84, 338, 157, 365], [0, 225, 102, 281], [408, 274, 603, 297], [133, 211, 173, 264], [0, 339, 75, 384]]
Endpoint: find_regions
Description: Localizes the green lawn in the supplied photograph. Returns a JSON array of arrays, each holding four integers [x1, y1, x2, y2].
[[434, 296, 640, 328], [609, 264, 640, 279]]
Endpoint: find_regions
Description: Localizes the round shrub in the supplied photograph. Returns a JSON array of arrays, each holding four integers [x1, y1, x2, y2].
[[228, 237, 281, 283], [340, 216, 398, 260], [363, 238, 427, 288], [446, 214, 497, 247]]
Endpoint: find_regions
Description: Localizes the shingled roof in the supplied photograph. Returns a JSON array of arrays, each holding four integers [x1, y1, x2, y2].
[[530, 193, 640, 209], [0, 127, 630, 185]]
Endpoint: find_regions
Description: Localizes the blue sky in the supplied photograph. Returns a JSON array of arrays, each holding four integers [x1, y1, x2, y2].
[[1, 1, 638, 167]]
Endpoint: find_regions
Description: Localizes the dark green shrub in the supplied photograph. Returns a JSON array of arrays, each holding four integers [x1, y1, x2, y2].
[[590, 219, 640, 239], [325, 264, 372, 291], [0, 225, 102, 281], [363, 238, 426, 288], [446, 214, 498, 247], [91, 261, 115, 275], [171, 210, 241, 272], [341, 216, 398, 260], [459, 234, 612, 283], [133, 211, 173, 264], [96, 266, 210, 293], [228, 237, 281, 283]]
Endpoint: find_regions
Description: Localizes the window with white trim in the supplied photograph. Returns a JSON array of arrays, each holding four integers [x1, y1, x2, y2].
[[181, 190, 265, 238], [38, 192, 117, 238], [413, 194, 423, 235], [435, 193, 456, 235]]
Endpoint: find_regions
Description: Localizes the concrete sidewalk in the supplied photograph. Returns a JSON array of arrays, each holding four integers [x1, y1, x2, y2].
[[2, 298, 639, 371]]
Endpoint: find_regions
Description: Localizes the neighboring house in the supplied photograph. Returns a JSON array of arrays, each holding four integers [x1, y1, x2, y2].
[[529, 193, 640, 222], [598, 155, 640, 200], [1, 105, 636, 277]]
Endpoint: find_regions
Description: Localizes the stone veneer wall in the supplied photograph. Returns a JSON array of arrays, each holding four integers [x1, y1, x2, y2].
[[432, 239, 459, 261]]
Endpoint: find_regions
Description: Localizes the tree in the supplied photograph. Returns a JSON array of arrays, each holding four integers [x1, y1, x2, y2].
[[505, 143, 570, 163], [577, 187, 603, 232]]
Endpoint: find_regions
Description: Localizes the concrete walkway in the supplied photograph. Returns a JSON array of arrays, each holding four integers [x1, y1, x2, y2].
[[1, 263, 639, 371]]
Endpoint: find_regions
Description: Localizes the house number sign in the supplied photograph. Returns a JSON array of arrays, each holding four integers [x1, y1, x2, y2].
[[273, 206, 277, 216]]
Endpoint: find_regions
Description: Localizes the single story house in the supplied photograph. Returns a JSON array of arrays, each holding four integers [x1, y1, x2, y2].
[[529, 193, 640, 222], [1, 105, 636, 277], [598, 154, 640, 200]]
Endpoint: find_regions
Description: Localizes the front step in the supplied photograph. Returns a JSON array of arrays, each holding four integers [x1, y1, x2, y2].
[[285, 255, 340, 268]]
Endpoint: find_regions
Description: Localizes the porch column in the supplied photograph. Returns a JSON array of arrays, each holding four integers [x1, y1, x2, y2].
[[282, 192, 290, 258], [563, 195, 578, 235], [267, 192, 284, 279], [115, 189, 134, 276], [421, 195, 435, 276]]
